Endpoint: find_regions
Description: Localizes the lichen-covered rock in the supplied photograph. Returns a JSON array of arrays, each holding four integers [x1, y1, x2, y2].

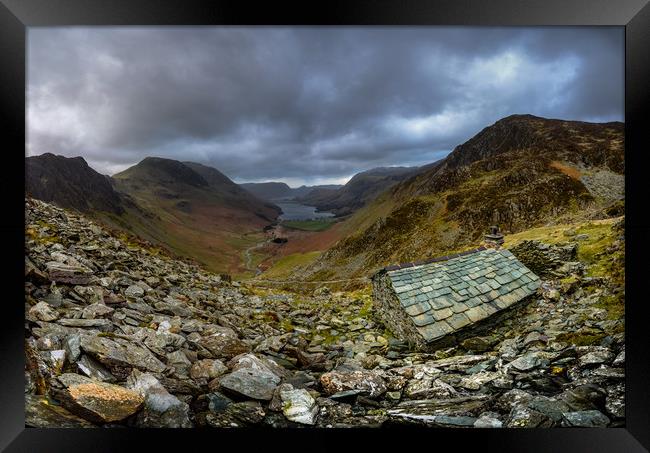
[[403, 378, 457, 399], [52, 373, 144, 423], [124, 285, 145, 299], [506, 405, 554, 428]]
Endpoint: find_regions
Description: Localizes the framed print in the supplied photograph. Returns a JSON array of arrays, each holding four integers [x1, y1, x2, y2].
[[1, 0, 649, 451]]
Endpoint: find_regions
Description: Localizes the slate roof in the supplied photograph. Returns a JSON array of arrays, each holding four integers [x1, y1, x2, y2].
[[381, 247, 541, 342]]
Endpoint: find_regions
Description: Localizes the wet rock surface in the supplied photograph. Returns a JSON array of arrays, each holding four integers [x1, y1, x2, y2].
[[25, 198, 625, 428]]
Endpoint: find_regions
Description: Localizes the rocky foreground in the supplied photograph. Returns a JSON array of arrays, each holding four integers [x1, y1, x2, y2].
[[25, 198, 625, 428]]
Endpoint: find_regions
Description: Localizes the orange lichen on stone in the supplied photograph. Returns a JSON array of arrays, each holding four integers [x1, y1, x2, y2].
[[69, 383, 142, 404], [549, 161, 581, 180]]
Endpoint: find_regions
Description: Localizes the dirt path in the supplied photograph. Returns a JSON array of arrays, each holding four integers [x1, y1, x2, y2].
[[242, 240, 268, 274]]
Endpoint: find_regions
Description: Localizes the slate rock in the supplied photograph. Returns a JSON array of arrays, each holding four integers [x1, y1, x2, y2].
[[280, 384, 319, 425], [190, 359, 228, 380], [77, 354, 117, 382], [58, 318, 113, 331], [579, 350, 614, 367], [124, 285, 145, 299], [79, 334, 166, 379], [506, 405, 554, 428], [25, 394, 96, 428], [561, 410, 610, 427], [52, 373, 144, 423], [219, 367, 280, 401], [46, 261, 94, 285], [320, 370, 387, 398], [509, 352, 547, 371], [125, 369, 193, 428], [196, 327, 250, 360], [474, 412, 503, 428], [29, 301, 59, 322]]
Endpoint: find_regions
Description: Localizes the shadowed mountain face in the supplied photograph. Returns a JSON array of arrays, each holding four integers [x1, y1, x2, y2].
[[297, 114, 625, 281], [297, 166, 438, 216], [183, 161, 282, 216], [112, 157, 280, 221], [26, 153, 124, 215]]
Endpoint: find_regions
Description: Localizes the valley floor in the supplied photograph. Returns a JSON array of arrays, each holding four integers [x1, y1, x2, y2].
[[25, 198, 624, 428]]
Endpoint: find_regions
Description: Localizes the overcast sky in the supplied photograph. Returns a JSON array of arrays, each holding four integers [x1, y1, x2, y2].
[[27, 27, 624, 186]]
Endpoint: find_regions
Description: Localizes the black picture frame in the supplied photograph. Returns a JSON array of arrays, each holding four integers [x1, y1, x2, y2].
[[2, 0, 649, 451]]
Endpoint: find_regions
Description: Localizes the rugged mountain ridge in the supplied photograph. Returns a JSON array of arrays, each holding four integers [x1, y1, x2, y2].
[[297, 115, 624, 281], [26, 153, 125, 215]]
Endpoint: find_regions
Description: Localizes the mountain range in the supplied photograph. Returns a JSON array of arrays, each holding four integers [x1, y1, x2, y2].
[[25, 114, 624, 281], [239, 182, 343, 201], [296, 163, 441, 216], [26, 155, 280, 274], [294, 114, 624, 281]]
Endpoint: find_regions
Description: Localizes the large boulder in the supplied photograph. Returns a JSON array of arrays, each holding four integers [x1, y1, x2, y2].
[[79, 334, 166, 379], [51, 373, 144, 424], [195, 326, 250, 360], [218, 367, 280, 401]]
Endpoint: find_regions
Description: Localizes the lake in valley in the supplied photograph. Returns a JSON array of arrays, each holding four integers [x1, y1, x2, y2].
[[275, 200, 335, 221]]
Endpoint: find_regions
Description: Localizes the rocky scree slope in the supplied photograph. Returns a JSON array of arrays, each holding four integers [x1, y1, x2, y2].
[[25, 198, 624, 428], [299, 115, 624, 281]]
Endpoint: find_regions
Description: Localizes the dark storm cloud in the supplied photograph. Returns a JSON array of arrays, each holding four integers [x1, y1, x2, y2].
[[27, 27, 624, 185]]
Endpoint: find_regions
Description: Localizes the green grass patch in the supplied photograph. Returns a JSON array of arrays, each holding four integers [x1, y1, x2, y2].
[[281, 219, 335, 232], [261, 251, 322, 279]]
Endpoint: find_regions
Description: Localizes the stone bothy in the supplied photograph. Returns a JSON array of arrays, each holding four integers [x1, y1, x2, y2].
[[372, 245, 541, 350]]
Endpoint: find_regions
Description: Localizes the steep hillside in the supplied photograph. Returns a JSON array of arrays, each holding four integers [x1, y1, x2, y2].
[[26, 153, 124, 215], [183, 162, 281, 215], [109, 157, 280, 273], [295, 115, 624, 281], [298, 165, 440, 216]]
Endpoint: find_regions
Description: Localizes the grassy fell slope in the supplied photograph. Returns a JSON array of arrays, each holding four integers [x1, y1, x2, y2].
[[294, 115, 624, 281], [110, 157, 280, 274]]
